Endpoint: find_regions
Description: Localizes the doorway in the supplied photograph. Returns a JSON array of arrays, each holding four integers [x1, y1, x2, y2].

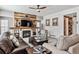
[[64, 13, 77, 36]]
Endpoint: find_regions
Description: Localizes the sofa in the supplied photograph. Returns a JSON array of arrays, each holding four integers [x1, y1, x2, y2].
[[0, 32, 28, 54], [43, 34, 79, 54]]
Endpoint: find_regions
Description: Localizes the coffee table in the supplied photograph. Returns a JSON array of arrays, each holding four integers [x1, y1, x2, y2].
[[36, 40, 48, 45], [25, 47, 36, 54], [25, 46, 52, 54]]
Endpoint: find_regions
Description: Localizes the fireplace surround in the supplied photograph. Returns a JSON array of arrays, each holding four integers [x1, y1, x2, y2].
[[20, 29, 33, 39], [19, 29, 33, 44], [23, 30, 31, 38]]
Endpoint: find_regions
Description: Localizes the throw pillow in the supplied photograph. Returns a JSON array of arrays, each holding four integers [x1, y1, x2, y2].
[[10, 34, 20, 47], [12, 36, 20, 47]]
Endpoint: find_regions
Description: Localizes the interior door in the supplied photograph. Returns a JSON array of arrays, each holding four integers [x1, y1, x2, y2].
[[64, 16, 73, 36]]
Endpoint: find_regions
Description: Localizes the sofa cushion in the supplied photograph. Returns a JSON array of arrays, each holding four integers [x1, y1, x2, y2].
[[57, 34, 79, 50], [0, 49, 5, 54], [12, 37, 20, 47], [0, 38, 15, 53], [48, 38, 57, 46], [11, 45, 28, 53], [43, 43, 68, 54]]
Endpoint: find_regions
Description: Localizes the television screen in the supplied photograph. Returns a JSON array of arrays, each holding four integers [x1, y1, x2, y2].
[[21, 20, 32, 27]]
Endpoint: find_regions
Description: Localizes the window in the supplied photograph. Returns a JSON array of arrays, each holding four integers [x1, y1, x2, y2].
[[0, 20, 9, 35]]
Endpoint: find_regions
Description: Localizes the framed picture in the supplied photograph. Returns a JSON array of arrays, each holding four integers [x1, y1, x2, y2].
[[46, 19, 50, 26], [52, 17, 58, 26]]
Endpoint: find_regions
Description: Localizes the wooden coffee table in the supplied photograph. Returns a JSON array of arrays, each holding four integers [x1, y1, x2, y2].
[[25, 47, 36, 54], [25, 47, 52, 54]]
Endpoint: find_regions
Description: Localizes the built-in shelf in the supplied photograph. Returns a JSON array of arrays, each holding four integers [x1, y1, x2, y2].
[[14, 12, 37, 32], [0, 16, 13, 18]]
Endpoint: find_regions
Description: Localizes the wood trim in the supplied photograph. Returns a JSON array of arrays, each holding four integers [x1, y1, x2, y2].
[[64, 16, 73, 36], [14, 12, 37, 32]]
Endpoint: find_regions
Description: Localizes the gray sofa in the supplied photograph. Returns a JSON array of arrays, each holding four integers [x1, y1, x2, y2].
[[0, 32, 28, 54], [43, 34, 79, 54], [0, 38, 29, 54]]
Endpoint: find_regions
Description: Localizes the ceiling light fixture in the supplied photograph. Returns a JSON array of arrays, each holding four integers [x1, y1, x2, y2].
[[36, 9, 40, 12], [29, 5, 46, 12]]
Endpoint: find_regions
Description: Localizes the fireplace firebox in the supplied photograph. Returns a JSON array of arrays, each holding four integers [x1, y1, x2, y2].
[[23, 30, 31, 38]]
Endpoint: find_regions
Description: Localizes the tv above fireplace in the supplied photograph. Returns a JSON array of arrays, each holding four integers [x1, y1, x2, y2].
[[21, 20, 33, 27]]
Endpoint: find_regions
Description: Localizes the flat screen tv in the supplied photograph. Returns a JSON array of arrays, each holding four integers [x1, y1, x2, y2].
[[21, 20, 33, 27]]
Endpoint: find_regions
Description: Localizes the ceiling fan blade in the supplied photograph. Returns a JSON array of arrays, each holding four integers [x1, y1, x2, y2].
[[29, 7, 36, 9], [39, 7, 46, 9]]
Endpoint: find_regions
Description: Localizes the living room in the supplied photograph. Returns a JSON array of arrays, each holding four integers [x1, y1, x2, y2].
[[0, 5, 79, 54]]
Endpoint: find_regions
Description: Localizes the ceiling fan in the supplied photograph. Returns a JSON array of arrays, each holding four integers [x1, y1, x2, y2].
[[29, 5, 47, 12]]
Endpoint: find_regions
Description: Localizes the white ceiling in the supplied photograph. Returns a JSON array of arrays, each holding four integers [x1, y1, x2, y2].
[[0, 5, 79, 16]]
